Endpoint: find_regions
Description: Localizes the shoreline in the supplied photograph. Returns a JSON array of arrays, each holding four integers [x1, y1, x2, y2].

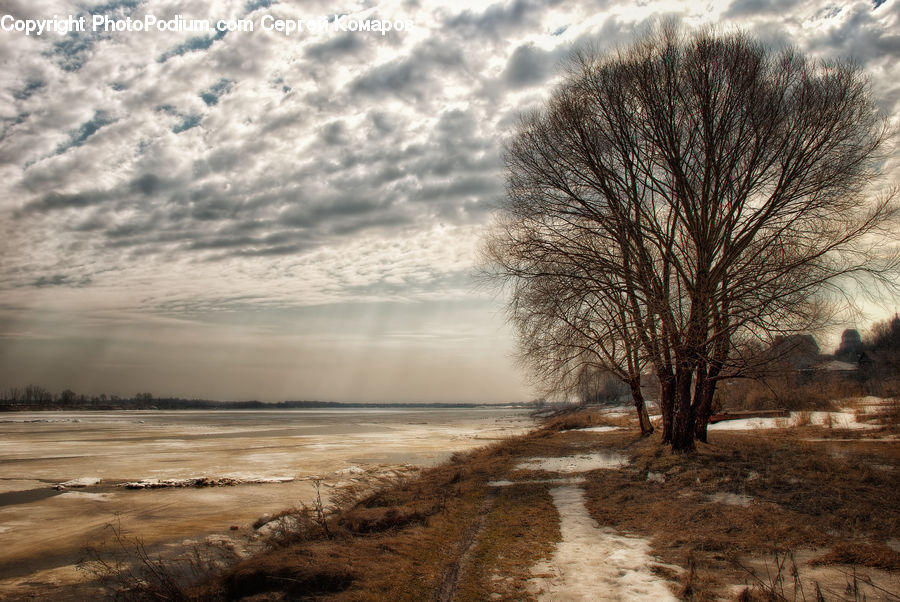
[[0, 407, 534, 598], [5, 401, 899, 599]]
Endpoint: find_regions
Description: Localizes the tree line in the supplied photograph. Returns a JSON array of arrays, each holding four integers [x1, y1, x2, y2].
[[0, 389, 515, 410]]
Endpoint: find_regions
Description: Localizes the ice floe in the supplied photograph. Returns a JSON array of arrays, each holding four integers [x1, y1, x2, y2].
[[122, 476, 295, 489], [55, 477, 101, 489]]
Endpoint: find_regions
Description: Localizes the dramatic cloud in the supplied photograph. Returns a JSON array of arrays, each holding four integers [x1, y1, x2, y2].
[[1, 0, 898, 401]]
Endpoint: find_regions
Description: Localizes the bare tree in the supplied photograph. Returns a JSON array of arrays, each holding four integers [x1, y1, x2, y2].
[[22, 384, 53, 403], [484, 224, 656, 433], [484, 25, 897, 451]]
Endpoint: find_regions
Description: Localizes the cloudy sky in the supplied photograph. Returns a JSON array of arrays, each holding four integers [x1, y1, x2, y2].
[[0, 0, 898, 403]]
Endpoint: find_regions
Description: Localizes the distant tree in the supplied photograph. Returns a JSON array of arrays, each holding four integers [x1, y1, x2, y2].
[[484, 24, 897, 451], [5, 387, 22, 404], [59, 389, 78, 404], [575, 366, 631, 405], [23, 384, 53, 403], [863, 315, 900, 379]]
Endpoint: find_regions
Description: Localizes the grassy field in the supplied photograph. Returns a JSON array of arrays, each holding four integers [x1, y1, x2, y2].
[[79, 399, 900, 601]]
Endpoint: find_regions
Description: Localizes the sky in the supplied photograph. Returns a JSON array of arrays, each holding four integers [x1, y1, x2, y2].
[[0, 0, 898, 403]]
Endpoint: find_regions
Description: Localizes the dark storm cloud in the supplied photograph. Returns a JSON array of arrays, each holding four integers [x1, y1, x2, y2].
[[279, 194, 392, 228], [444, 0, 549, 35], [32, 274, 92, 288], [24, 172, 181, 214], [414, 176, 502, 211], [724, 0, 802, 18], [503, 43, 556, 87], [188, 235, 263, 250], [15, 160, 414, 260], [319, 120, 350, 146], [349, 39, 466, 100], [368, 111, 396, 135], [25, 189, 112, 213], [305, 33, 364, 61], [72, 213, 110, 232], [130, 174, 175, 196]]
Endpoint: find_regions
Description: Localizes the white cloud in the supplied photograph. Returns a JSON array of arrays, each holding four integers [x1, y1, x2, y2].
[[1, 0, 897, 400]]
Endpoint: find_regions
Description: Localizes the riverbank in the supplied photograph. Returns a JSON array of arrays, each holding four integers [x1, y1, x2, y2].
[[222, 400, 899, 599], [0, 408, 533, 599], [9, 400, 900, 600]]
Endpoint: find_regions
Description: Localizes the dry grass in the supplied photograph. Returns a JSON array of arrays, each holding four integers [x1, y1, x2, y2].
[[573, 428, 900, 599], [811, 542, 900, 571], [718, 376, 864, 412], [453, 483, 559, 601], [201, 435, 563, 601], [89, 406, 899, 601]]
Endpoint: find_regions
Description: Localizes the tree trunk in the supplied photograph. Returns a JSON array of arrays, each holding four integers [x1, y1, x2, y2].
[[629, 379, 654, 436], [693, 376, 716, 444], [657, 372, 675, 444], [670, 368, 696, 453]]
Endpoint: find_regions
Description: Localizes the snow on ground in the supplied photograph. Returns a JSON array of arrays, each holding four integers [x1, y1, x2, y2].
[[528, 486, 678, 601], [516, 453, 628, 473], [57, 477, 101, 488], [572, 425, 622, 433], [517, 453, 678, 599], [487, 478, 585, 487], [707, 492, 753, 506], [708, 410, 876, 431], [57, 492, 112, 501]]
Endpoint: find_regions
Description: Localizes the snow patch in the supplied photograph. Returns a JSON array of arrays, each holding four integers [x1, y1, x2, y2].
[[573, 426, 621, 433], [708, 410, 876, 431], [517, 453, 628, 473], [488, 478, 585, 487], [528, 486, 677, 600], [336, 466, 366, 475], [708, 492, 753, 506], [121, 475, 294, 489], [56, 477, 101, 488], [58, 492, 112, 501]]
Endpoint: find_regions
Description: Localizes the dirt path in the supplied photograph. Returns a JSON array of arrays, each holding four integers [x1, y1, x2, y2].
[[528, 484, 678, 601], [432, 491, 496, 602]]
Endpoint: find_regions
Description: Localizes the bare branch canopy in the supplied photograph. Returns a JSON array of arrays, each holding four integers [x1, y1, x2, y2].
[[482, 24, 898, 451]]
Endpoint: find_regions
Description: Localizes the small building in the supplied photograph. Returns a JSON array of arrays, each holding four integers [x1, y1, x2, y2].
[[769, 334, 820, 371], [835, 329, 863, 363]]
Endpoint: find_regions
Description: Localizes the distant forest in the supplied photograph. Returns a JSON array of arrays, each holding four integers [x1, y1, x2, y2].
[[0, 388, 527, 411]]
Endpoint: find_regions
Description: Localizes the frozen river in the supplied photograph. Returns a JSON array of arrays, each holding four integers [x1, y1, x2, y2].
[[0, 407, 533, 596]]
